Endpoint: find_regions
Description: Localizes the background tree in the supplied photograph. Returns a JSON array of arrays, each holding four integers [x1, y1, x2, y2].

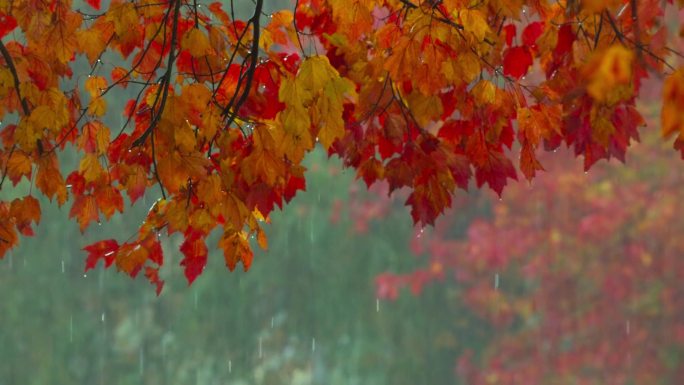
[[374, 102, 684, 384]]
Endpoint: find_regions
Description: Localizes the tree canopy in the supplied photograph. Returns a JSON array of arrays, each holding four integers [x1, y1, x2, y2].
[[0, 0, 683, 291]]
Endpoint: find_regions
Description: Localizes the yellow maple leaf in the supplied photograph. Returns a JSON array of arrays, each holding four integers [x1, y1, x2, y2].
[[76, 29, 108, 64], [279, 76, 313, 106], [174, 120, 197, 153], [79, 153, 105, 183], [218, 230, 253, 271], [297, 56, 337, 94], [458, 9, 490, 43], [157, 151, 209, 194], [586, 45, 634, 104], [181, 28, 212, 58], [242, 126, 284, 184], [165, 199, 190, 234], [14, 118, 41, 152], [107, 2, 139, 37], [36, 155, 67, 206], [442, 50, 481, 85], [5, 151, 32, 184], [471, 79, 497, 105], [89, 97, 107, 117], [276, 106, 313, 162], [405, 93, 443, 128], [85, 76, 107, 98], [317, 76, 356, 149]]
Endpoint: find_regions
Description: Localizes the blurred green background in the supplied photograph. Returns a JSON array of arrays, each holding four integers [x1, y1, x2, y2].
[[0, 148, 489, 385]]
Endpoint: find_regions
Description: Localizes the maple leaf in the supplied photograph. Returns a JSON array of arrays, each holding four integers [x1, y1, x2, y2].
[[84, 239, 120, 270], [70, 195, 100, 232], [219, 230, 253, 272], [586, 45, 635, 105], [180, 229, 208, 284], [181, 28, 212, 58], [0, 203, 19, 259], [10, 196, 41, 236], [4, 151, 32, 186], [35, 155, 67, 206]]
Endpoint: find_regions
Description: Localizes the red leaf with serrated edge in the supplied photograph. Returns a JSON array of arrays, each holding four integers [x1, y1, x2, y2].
[[284, 174, 306, 202], [0, 13, 17, 38], [180, 229, 207, 285], [520, 142, 544, 181], [84, 239, 119, 271], [503, 46, 533, 79], [474, 151, 518, 196], [246, 183, 282, 215], [144, 266, 164, 295]]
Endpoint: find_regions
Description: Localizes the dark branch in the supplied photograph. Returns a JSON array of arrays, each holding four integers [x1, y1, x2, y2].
[[0, 40, 30, 116], [220, 0, 263, 132]]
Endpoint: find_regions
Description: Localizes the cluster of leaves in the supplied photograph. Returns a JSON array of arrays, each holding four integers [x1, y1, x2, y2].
[[1, 0, 684, 291]]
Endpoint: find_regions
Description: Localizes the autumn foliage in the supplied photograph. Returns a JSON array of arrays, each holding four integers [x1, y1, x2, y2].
[[1, 0, 684, 292], [372, 125, 684, 383]]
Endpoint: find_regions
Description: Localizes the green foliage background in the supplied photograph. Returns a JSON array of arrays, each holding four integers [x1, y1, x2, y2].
[[0, 147, 492, 385]]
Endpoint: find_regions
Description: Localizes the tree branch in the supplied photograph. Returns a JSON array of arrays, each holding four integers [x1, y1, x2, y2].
[[220, 0, 263, 132], [0, 40, 30, 116], [133, 0, 183, 147]]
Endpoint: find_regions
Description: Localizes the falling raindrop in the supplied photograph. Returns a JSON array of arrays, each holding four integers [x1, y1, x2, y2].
[[494, 273, 500, 290], [161, 338, 167, 364], [626, 320, 631, 335], [101, 312, 105, 323], [271, 317, 274, 328], [258, 337, 263, 358], [311, 337, 316, 352], [139, 347, 144, 376], [228, 360, 232, 373], [61, 260, 65, 273], [309, 220, 314, 243], [83, 274, 87, 278], [376, 298, 380, 312]]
